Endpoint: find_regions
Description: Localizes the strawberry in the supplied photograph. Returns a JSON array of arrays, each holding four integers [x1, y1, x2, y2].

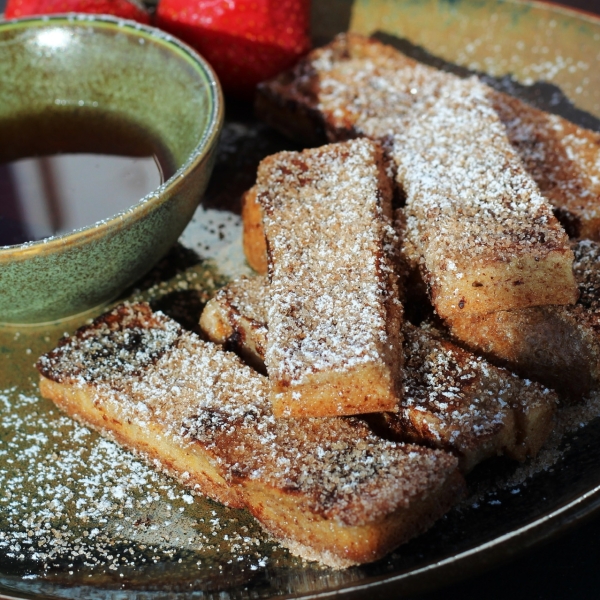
[[155, 0, 310, 98], [4, 0, 151, 24]]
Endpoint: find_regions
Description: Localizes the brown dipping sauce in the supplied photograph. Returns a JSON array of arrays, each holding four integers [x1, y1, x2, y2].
[[0, 110, 177, 247]]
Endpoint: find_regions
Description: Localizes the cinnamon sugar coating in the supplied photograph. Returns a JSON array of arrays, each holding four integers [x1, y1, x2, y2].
[[199, 275, 269, 373], [396, 76, 576, 317], [447, 239, 600, 401], [490, 92, 600, 240], [258, 33, 600, 242], [375, 323, 556, 472], [256, 33, 444, 149], [201, 276, 270, 367], [37, 303, 463, 568], [257, 33, 577, 318], [256, 139, 403, 417], [200, 276, 556, 472], [37, 302, 182, 385]]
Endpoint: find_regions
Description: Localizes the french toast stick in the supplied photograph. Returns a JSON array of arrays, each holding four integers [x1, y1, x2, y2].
[[257, 35, 577, 319], [395, 75, 576, 318], [200, 276, 270, 360], [489, 92, 600, 240], [37, 303, 465, 569], [447, 239, 600, 401], [379, 323, 556, 473], [256, 139, 404, 418], [200, 277, 557, 473], [257, 33, 600, 241]]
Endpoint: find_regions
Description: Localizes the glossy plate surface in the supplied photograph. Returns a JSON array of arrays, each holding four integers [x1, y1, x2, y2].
[[2, 1, 600, 598]]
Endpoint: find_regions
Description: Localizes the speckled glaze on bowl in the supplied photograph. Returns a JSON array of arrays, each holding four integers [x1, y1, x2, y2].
[[0, 14, 223, 324]]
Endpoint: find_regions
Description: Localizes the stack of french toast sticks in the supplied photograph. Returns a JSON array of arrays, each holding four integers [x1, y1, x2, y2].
[[37, 33, 600, 568]]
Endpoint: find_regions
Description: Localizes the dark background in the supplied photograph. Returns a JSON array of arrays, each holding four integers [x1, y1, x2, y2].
[[0, 0, 599, 598]]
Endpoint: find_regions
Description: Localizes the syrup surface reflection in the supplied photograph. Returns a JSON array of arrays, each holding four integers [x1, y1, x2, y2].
[[0, 110, 175, 247]]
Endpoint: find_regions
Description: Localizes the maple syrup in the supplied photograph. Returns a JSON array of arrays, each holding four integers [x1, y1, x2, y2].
[[0, 109, 176, 247]]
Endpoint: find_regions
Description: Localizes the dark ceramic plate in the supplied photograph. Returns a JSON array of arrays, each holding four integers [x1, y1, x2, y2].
[[2, 1, 600, 598]]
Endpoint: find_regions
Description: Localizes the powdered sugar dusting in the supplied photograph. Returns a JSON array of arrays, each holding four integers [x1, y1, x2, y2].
[[396, 76, 566, 265], [257, 139, 402, 390], [37, 304, 459, 533], [214, 275, 271, 327], [401, 325, 512, 445], [0, 385, 268, 574], [490, 92, 600, 238], [397, 323, 557, 467], [261, 34, 576, 318], [203, 276, 556, 470], [261, 33, 599, 242], [180, 206, 253, 280]]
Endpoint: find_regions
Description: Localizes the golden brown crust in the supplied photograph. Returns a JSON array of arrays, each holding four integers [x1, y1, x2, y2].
[[447, 240, 600, 401], [241, 185, 269, 276], [241, 187, 269, 274], [247, 467, 465, 568], [200, 277, 557, 472], [38, 303, 464, 568], [447, 306, 598, 401], [39, 376, 244, 508], [258, 33, 600, 243], [256, 139, 404, 417], [388, 75, 576, 318]]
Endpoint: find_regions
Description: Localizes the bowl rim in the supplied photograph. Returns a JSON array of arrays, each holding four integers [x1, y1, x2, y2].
[[0, 13, 224, 260]]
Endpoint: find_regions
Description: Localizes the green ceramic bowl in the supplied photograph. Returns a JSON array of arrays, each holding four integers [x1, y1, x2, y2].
[[0, 14, 223, 324]]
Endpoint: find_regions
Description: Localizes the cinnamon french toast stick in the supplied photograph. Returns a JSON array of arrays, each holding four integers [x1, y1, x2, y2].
[[256, 139, 403, 418], [446, 239, 600, 401], [200, 277, 557, 472], [377, 323, 556, 473], [489, 92, 600, 240], [257, 33, 600, 241], [257, 36, 577, 318], [395, 76, 576, 318], [37, 303, 465, 569]]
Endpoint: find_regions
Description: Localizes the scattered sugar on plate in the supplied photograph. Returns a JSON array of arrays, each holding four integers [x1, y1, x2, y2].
[[0, 386, 269, 574]]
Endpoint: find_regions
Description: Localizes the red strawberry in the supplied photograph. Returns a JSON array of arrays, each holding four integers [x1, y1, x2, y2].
[[5, 0, 151, 24], [155, 0, 310, 98]]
